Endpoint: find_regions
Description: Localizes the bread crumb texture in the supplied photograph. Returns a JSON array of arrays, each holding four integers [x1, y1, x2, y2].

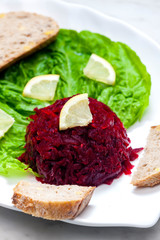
[[131, 125, 160, 187], [0, 11, 59, 71], [12, 180, 95, 220]]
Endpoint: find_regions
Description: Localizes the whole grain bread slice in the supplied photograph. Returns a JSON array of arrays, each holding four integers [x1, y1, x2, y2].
[[131, 125, 160, 187], [0, 11, 59, 72], [12, 180, 95, 220]]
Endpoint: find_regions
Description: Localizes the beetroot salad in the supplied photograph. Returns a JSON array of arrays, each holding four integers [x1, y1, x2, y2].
[[18, 96, 141, 186]]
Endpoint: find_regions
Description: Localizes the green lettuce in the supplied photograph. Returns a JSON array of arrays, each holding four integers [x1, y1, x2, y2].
[[0, 29, 151, 176]]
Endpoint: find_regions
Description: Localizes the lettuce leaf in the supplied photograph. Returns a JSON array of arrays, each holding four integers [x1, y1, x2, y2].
[[0, 29, 151, 176]]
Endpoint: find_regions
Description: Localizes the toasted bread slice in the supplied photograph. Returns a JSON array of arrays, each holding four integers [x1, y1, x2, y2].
[[12, 180, 95, 220], [131, 125, 160, 187], [0, 11, 59, 72]]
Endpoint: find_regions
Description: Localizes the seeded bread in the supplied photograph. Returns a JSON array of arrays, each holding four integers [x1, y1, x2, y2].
[[0, 11, 59, 72], [12, 180, 95, 220], [131, 125, 160, 187]]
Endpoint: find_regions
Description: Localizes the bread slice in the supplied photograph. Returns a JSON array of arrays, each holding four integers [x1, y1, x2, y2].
[[12, 180, 95, 220], [0, 11, 59, 72], [131, 125, 160, 187]]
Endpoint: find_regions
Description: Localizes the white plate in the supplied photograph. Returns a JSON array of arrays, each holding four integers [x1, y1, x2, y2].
[[0, 0, 160, 228]]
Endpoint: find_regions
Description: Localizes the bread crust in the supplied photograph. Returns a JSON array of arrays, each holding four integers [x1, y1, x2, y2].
[[131, 171, 160, 187], [131, 125, 160, 187], [0, 11, 59, 72], [12, 181, 95, 220]]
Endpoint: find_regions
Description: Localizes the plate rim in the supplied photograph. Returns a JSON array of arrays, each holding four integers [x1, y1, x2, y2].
[[55, 0, 160, 50]]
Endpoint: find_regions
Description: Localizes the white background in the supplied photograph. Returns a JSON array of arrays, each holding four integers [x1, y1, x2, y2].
[[0, 0, 160, 239]]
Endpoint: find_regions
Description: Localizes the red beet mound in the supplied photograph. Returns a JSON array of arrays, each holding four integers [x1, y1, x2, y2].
[[19, 96, 140, 186]]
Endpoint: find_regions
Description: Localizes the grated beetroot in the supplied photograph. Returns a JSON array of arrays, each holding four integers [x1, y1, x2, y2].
[[18, 96, 141, 186]]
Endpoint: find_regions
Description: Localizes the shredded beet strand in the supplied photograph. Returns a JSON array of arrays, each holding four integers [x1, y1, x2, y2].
[[18, 97, 140, 186]]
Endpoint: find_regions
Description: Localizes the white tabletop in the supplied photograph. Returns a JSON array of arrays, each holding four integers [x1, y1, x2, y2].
[[0, 0, 160, 239]]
